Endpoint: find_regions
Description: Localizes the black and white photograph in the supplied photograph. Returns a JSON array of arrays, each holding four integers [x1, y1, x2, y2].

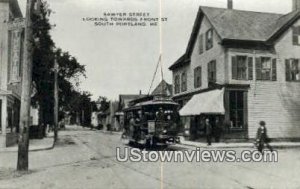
[[0, 0, 300, 188]]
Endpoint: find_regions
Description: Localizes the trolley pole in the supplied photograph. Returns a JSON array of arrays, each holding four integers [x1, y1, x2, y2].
[[17, 0, 35, 171]]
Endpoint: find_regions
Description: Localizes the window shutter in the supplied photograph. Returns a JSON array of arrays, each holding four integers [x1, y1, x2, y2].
[[285, 59, 291, 81], [272, 59, 277, 81], [213, 60, 216, 82], [256, 57, 262, 80], [181, 73, 184, 92], [211, 30, 214, 49], [199, 67, 202, 87], [248, 57, 253, 80], [199, 34, 203, 54], [205, 31, 209, 50], [207, 62, 211, 82], [194, 68, 197, 88], [232, 56, 237, 80], [293, 27, 299, 45]]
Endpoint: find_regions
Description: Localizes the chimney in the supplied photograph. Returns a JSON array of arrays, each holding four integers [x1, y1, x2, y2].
[[293, 0, 300, 11], [227, 0, 233, 9]]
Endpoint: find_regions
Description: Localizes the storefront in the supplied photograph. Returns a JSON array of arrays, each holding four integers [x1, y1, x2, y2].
[[178, 87, 249, 141]]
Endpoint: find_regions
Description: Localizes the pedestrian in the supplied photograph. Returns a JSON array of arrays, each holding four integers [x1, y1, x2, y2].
[[214, 117, 223, 143], [129, 115, 137, 139], [205, 118, 212, 146], [256, 121, 273, 153]]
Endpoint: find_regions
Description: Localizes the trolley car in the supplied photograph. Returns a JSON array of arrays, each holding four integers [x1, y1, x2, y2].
[[122, 96, 181, 147]]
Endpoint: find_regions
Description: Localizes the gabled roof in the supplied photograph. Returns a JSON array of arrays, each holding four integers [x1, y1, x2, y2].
[[151, 80, 173, 96], [169, 6, 300, 71], [201, 6, 283, 41], [119, 94, 148, 109]]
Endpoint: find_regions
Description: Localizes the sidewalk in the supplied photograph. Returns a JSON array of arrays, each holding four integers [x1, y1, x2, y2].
[[179, 136, 300, 149], [95, 131, 300, 149], [0, 134, 54, 153]]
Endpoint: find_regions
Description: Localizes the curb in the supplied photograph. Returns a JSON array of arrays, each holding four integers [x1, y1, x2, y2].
[[96, 131, 300, 149], [179, 141, 300, 149], [0, 139, 54, 153]]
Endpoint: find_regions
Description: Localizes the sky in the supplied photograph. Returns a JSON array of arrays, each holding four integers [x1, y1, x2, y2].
[[18, 0, 292, 100]]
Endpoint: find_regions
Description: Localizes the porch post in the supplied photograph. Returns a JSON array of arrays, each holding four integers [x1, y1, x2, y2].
[[1, 98, 7, 148]]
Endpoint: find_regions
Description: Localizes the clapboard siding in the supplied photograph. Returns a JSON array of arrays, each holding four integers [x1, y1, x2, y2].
[[173, 16, 225, 98], [171, 12, 300, 140], [248, 82, 300, 138]]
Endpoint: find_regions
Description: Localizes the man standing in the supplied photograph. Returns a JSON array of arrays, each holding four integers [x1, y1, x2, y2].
[[205, 118, 212, 146], [156, 107, 165, 122], [129, 116, 137, 139], [256, 121, 273, 153], [214, 117, 223, 143]]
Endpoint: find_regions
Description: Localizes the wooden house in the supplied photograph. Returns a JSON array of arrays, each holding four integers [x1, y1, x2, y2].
[[169, 0, 300, 140]]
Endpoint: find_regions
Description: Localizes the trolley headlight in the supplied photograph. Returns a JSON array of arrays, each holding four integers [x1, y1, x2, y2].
[[163, 129, 167, 134]]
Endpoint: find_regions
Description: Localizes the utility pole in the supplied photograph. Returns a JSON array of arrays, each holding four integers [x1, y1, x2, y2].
[[82, 109, 84, 126], [17, 0, 35, 171], [53, 57, 58, 145]]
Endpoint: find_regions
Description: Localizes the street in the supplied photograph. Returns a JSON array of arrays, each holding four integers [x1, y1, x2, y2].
[[0, 126, 300, 189]]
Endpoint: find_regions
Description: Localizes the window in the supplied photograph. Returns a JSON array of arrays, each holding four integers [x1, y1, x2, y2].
[[256, 57, 277, 81], [229, 91, 245, 129], [181, 72, 187, 92], [232, 56, 253, 80], [208, 60, 216, 83], [293, 26, 300, 46], [194, 66, 202, 88], [174, 75, 180, 94], [199, 34, 204, 54], [205, 29, 213, 50], [286, 59, 300, 81]]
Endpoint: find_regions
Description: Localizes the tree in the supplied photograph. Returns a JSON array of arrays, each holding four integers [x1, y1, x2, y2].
[[66, 91, 93, 126], [97, 96, 110, 112], [31, 1, 86, 131]]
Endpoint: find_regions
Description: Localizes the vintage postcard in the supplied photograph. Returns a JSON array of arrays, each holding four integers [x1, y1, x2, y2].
[[0, 0, 299, 188]]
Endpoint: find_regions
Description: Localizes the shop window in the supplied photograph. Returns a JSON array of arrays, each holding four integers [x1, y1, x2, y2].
[[229, 91, 245, 129], [208, 60, 216, 83], [194, 66, 202, 88], [286, 59, 300, 81], [256, 57, 277, 81], [232, 56, 253, 80]]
